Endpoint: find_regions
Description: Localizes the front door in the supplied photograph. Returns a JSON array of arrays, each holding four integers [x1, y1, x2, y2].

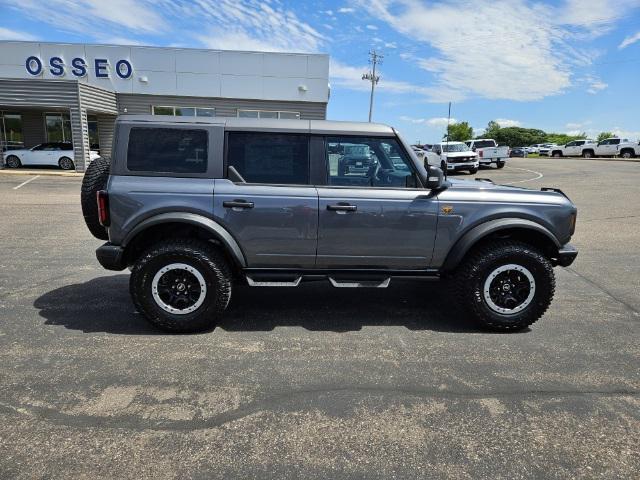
[[316, 136, 439, 269], [213, 132, 318, 268]]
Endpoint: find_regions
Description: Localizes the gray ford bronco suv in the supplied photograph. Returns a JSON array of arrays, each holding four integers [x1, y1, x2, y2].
[[81, 115, 577, 333]]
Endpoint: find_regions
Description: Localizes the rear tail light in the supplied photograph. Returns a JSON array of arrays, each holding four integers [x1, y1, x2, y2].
[[97, 190, 110, 227], [479, 150, 483, 157]]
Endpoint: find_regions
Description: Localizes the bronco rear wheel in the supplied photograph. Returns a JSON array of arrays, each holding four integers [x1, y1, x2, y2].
[[454, 240, 555, 331], [130, 239, 232, 333]]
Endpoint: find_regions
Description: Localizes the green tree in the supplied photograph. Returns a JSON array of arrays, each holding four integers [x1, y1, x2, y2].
[[545, 132, 587, 145], [597, 132, 614, 142], [446, 121, 473, 142], [483, 120, 501, 139]]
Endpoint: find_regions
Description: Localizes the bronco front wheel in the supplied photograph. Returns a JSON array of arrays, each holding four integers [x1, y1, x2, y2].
[[455, 240, 555, 331], [130, 239, 232, 333]]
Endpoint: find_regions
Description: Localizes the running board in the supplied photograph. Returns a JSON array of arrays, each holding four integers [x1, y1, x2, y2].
[[246, 276, 302, 287], [328, 277, 391, 288]]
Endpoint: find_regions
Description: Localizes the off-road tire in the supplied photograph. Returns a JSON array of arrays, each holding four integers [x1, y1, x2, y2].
[[620, 150, 635, 159], [496, 161, 506, 169], [454, 240, 555, 331], [58, 156, 75, 170], [469, 167, 478, 174], [582, 150, 594, 158], [552, 151, 562, 158], [81, 156, 110, 240], [130, 238, 232, 333], [5, 155, 21, 168]]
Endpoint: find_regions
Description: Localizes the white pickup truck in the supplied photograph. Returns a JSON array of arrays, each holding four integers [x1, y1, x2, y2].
[[549, 140, 597, 158], [464, 139, 509, 168], [594, 138, 639, 159], [548, 138, 640, 158]]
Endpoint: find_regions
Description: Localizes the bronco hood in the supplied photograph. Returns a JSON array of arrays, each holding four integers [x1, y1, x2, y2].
[[441, 177, 573, 206]]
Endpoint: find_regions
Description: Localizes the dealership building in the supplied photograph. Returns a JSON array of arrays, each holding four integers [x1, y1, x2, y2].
[[0, 41, 330, 171]]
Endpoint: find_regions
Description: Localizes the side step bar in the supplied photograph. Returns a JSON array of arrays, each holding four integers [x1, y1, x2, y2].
[[246, 276, 302, 287], [328, 277, 391, 288], [245, 275, 392, 288]]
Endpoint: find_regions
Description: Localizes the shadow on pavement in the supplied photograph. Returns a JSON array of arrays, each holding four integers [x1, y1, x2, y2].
[[34, 275, 504, 335]]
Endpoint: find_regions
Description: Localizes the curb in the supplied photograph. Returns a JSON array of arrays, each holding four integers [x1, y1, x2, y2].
[[0, 169, 83, 177]]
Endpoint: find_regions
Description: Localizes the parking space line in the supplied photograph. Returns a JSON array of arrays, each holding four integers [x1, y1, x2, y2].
[[12, 175, 40, 190], [504, 167, 543, 184]]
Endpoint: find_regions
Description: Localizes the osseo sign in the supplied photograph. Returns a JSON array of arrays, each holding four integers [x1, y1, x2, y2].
[[25, 56, 133, 79]]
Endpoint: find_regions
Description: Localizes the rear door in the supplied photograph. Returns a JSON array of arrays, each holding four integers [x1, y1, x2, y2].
[[213, 131, 318, 268], [316, 135, 438, 269]]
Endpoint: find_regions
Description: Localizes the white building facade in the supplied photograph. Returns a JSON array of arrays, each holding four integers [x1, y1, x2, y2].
[[0, 41, 330, 171]]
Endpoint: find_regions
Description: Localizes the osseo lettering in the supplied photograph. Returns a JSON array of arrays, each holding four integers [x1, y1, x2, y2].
[[25, 56, 133, 79]]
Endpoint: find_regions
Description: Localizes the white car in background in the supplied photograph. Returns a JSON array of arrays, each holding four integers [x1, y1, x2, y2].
[[538, 144, 557, 157], [411, 145, 441, 168], [432, 141, 479, 174], [3, 142, 99, 170]]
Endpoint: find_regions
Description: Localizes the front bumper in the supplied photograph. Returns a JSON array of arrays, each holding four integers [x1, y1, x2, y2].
[[554, 243, 578, 267], [447, 161, 479, 171], [96, 243, 127, 271]]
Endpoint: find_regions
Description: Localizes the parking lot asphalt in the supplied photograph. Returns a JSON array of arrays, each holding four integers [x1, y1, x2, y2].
[[0, 158, 638, 479]]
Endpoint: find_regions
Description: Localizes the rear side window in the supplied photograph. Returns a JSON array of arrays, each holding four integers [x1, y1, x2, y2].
[[127, 128, 208, 173], [226, 132, 309, 185]]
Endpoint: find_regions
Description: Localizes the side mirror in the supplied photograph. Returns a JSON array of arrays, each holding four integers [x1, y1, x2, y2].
[[423, 165, 445, 190]]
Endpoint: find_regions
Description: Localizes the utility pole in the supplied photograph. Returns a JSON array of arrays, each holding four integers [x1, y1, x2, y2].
[[362, 50, 382, 122]]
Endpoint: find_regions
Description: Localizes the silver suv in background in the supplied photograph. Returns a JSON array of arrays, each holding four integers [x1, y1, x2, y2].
[[81, 116, 578, 333]]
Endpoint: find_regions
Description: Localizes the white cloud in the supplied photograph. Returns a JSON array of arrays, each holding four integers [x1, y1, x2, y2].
[[356, 0, 639, 101], [4, 0, 166, 34], [384, 42, 397, 49], [427, 117, 457, 127], [565, 121, 591, 130], [581, 75, 608, 94], [338, 7, 356, 13], [619, 31, 640, 49], [330, 60, 463, 101], [0, 27, 37, 41], [366, 24, 378, 30], [495, 118, 522, 127], [190, 0, 325, 53]]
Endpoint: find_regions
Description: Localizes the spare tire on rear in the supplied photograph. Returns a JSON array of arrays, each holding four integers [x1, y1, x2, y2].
[[81, 156, 111, 240]]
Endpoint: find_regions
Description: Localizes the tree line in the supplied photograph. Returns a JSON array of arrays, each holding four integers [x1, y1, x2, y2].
[[445, 120, 615, 146]]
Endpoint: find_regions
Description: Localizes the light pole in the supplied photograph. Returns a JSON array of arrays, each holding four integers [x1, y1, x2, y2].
[[362, 50, 382, 122]]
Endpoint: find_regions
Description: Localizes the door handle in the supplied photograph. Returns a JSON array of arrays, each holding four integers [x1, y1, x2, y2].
[[327, 204, 357, 212], [223, 200, 254, 209]]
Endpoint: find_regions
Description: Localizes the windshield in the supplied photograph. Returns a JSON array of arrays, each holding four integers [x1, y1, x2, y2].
[[441, 143, 470, 152]]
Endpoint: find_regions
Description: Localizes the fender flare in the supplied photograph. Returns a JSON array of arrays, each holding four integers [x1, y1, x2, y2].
[[441, 218, 560, 272], [123, 212, 247, 268]]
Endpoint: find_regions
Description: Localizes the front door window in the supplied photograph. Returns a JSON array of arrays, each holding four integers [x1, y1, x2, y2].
[[327, 137, 416, 188]]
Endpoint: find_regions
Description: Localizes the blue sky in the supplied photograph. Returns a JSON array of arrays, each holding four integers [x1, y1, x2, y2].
[[1, 0, 639, 143]]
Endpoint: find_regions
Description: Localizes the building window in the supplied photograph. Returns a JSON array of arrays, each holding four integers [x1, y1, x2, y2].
[[226, 132, 309, 185], [87, 115, 99, 150], [127, 127, 208, 173], [0, 112, 24, 149], [152, 106, 215, 117], [237, 110, 301, 120], [45, 113, 72, 143]]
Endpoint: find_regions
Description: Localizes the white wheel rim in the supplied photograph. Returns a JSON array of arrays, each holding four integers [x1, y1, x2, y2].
[[151, 263, 207, 315], [483, 264, 536, 315]]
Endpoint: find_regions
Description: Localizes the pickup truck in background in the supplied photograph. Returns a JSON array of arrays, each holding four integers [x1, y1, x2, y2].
[[594, 138, 640, 159], [549, 140, 598, 158], [465, 139, 509, 169], [545, 138, 639, 158], [432, 141, 479, 174]]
